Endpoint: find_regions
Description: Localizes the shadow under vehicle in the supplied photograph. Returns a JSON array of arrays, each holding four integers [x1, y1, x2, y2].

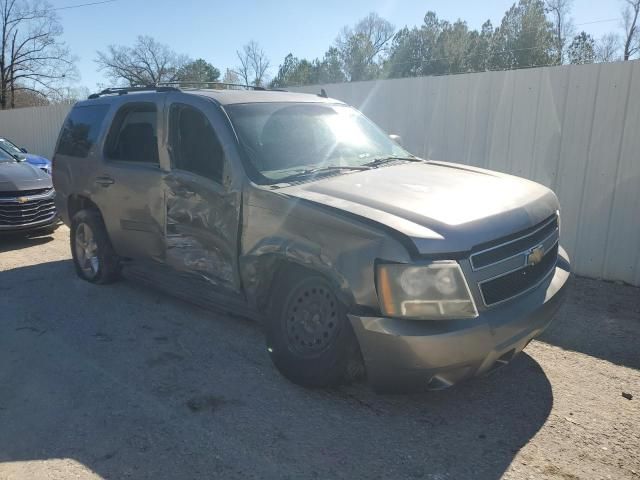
[[0, 257, 555, 480]]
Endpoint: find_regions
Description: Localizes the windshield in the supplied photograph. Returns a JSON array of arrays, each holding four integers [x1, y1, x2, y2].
[[225, 102, 412, 184], [0, 147, 16, 163], [0, 138, 24, 158]]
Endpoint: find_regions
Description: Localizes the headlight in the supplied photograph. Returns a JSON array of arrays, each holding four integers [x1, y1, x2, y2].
[[377, 261, 478, 320]]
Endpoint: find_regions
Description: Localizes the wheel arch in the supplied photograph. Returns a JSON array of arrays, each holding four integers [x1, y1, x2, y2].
[[240, 244, 358, 318], [68, 194, 101, 220], [68, 195, 119, 257]]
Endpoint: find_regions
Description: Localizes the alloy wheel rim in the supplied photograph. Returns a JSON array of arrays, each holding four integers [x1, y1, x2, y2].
[[75, 222, 99, 278], [285, 284, 340, 356]]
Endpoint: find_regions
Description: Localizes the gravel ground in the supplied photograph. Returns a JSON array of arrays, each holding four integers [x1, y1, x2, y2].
[[0, 226, 638, 480]]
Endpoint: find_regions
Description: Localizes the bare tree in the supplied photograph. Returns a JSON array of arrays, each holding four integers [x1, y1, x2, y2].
[[48, 85, 90, 105], [621, 0, 640, 60], [222, 68, 240, 84], [545, 0, 575, 64], [335, 12, 395, 81], [0, 0, 77, 109], [96, 35, 188, 86], [10, 87, 47, 107], [596, 33, 621, 62], [235, 41, 270, 87]]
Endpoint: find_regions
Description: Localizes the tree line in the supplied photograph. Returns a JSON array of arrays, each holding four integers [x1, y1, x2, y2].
[[271, 0, 639, 88], [1, 0, 639, 109], [94, 0, 639, 90]]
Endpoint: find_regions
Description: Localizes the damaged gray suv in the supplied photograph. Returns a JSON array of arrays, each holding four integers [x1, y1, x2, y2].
[[53, 85, 570, 391]]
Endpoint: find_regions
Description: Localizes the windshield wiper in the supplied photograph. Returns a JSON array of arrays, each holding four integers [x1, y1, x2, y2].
[[361, 155, 422, 168], [276, 165, 370, 183], [271, 157, 422, 186]]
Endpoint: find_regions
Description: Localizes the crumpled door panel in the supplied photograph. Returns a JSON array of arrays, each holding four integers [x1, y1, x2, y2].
[[165, 172, 241, 291]]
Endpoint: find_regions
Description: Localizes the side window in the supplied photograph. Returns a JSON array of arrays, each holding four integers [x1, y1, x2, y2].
[[105, 103, 159, 164], [169, 103, 224, 183], [56, 105, 109, 158]]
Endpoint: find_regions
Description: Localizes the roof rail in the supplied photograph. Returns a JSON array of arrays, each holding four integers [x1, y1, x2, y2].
[[88, 85, 180, 99], [157, 81, 287, 92], [87, 82, 289, 100], [156, 81, 262, 90]]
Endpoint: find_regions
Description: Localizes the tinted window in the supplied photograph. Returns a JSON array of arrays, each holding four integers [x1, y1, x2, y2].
[[56, 105, 109, 158], [105, 103, 159, 164], [169, 103, 224, 182]]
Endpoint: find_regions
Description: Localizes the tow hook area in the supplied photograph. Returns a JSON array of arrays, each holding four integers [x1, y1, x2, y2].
[[486, 348, 518, 376], [426, 375, 454, 391]]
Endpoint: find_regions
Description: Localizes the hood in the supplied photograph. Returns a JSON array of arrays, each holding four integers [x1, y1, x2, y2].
[[24, 153, 51, 165], [280, 161, 559, 255], [0, 160, 53, 191]]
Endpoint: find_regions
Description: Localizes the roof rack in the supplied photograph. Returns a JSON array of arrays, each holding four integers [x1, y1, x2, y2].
[[88, 82, 288, 100], [88, 85, 180, 99], [156, 81, 274, 91]]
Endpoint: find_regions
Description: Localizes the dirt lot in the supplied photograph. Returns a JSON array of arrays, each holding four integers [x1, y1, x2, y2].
[[0, 226, 638, 480]]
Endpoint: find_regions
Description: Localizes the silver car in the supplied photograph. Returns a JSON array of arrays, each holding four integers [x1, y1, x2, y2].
[[53, 86, 570, 392]]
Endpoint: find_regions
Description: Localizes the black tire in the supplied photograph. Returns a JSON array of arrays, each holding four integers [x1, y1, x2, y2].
[[265, 267, 363, 388], [70, 209, 121, 284]]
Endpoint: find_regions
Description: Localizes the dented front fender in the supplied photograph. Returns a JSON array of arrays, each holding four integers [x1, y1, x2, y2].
[[240, 185, 412, 314]]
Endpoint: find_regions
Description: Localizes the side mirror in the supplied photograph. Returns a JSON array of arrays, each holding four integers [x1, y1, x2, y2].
[[389, 134, 403, 147], [20, 147, 28, 153]]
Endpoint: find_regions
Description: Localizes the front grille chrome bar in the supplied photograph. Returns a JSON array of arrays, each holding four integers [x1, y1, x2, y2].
[[470, 214, 558, 271]]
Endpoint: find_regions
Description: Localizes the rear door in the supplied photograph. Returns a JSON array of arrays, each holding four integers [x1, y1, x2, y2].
[[90, 97, 167, 261], [163, 93, 242, 293], [53, 103, 110, 226]]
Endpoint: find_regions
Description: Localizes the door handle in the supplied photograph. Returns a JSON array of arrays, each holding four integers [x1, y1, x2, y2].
[[95, 176, 115, 187]]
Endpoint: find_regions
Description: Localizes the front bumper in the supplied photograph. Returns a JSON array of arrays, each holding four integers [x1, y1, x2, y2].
[[349, 247, 571, 391], [0, 215, 60, 233], [0, 190, 59, 233]]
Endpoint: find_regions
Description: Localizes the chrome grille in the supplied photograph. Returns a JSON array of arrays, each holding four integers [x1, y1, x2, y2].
[[471, 215, 558, 270], [0, 192, 56, 227], [0, 187, 52, 199], [479, 243, 558, 306], [470, 214, 560, 306]]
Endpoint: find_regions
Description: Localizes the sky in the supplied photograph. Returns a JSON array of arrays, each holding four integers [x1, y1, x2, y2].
[[54, 0, 624, 91]]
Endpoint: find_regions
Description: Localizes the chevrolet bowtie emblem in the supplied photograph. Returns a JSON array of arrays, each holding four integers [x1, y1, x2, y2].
[[16, 196, 29, 204], [526, 245, 545, 266]]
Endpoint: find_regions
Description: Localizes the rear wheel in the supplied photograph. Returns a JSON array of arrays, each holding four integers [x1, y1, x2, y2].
[[266, 267, 363, 387], [70, 209, 120, 284]]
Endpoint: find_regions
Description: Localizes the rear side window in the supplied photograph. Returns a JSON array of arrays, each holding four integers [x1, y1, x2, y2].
[[169, 103, 224, 183], [105, 103, 159, 164], [56, 105, 109, 158]]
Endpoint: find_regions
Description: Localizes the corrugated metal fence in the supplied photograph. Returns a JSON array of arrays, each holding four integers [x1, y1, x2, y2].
[[0, 61, 638, 285], [292, 61, 640, 286], [0, 103, 70, 159]]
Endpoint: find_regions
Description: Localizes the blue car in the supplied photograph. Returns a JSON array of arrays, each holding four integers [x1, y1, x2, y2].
[[0, 137, 51, 174]]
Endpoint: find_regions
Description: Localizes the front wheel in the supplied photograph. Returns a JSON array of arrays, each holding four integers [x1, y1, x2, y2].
[[70, 209, 121, 284], [266, 268, 363, 387]]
